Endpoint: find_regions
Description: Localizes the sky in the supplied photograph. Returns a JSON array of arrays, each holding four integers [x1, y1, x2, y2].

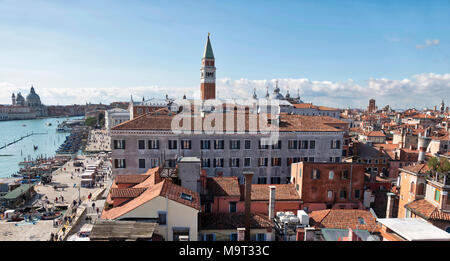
[[0, 0, 449, 109]]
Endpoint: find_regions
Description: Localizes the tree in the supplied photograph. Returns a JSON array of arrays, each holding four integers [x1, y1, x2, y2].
[[85, 117, 97, 127]]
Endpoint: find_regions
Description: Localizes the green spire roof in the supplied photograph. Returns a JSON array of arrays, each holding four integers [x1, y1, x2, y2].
[[203, 33, 214, 59]]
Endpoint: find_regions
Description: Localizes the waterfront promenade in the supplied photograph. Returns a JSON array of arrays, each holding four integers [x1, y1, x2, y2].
[[0, 129, 112, 241]]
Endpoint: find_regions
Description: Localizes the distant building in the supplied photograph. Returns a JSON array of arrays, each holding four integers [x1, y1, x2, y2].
[[2, 86, 48, 120], [368, 99, 376, 113], [105, 108, 130, 134]]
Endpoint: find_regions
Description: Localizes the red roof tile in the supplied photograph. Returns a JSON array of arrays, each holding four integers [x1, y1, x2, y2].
[[309, 209, 379, 231], [405, 199, 450, 221]]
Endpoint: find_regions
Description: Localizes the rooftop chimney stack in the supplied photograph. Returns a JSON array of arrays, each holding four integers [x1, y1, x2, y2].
[[386, 192, 395, 218], [269, 186, 276, 220], [243, 171, 254, 241], [237, 228, 245, 241], [417, 134, 431, 163]]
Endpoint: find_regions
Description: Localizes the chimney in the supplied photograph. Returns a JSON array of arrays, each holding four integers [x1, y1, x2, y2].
[[386, 192, 395, 218], [237, 228, 245, 241], [243, 172, 254, 241], [417, 134, 431, 163], [304, 227, 316, 241], [296, 228, 305, 241], [268, 186, 276, 220], [200, 169, 207, 193]]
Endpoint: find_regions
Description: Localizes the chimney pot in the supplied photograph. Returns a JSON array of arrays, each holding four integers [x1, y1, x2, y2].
[[243, 172, 254, 241]]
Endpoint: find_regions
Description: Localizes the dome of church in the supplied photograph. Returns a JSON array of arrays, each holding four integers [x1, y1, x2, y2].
[[269, 86, 285, 100], [26, 86, 41, 106], [16, 92, 25, 104]]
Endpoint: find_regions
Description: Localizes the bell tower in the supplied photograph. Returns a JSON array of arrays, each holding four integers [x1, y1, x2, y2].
[[200, 33, 216, 100]]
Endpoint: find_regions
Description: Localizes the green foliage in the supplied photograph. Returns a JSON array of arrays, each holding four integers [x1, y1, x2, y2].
[[427, 157, 439, 171], [85, 117, 97, 127], [437, 157, 450, 173], [427, 157, 450, 173]]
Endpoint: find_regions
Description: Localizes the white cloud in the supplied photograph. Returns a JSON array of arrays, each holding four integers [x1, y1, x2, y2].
[[417, 39, 440, 49], [1, 73, 449, 109]]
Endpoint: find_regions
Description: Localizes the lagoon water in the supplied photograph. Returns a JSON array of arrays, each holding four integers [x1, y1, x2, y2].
[[0, 116, 81, 178]]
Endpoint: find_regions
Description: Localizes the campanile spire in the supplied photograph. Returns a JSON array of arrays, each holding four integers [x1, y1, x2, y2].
[[200, 33, 216, 100]]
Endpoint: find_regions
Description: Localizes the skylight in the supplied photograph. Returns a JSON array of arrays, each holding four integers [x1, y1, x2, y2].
[[358, 217, 366, 225], [180, 193, 193, 201]]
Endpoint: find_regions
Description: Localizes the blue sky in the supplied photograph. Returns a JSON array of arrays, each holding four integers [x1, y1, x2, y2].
[[0, 0, 449, 109]]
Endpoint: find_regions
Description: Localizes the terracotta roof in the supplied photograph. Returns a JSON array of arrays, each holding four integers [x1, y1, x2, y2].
[[102, 169, 200, 220], [110, 188, 147, 198], [400, 164, 430, 174], [309, 209, 380, 231], [199, 213, 274, 230], [239, 184, 300, 201], [115, 175, 149, 185], [405, 199, 450, 221], [363, 131, 386, 137], [206, 177, 241, 197], [111, 112, 344, 133]]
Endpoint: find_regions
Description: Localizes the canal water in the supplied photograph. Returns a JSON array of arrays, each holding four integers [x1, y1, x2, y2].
[[0, 116, 82, 178]]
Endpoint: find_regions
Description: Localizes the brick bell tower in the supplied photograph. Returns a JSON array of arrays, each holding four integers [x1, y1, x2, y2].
[[200, 33, 216, 100]]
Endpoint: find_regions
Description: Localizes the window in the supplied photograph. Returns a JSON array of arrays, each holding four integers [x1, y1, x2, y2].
[[259, 140, 269, 149], [435, 189, 441, 202], [168, 140, 178, 150], [308, 157, 315, 162], [138, 140, 145, 150], [167, 159, 176, 167], [181, 193, 193, 201], [230, 158, 240, 168], [355, 190, 361, 199], [158, 212, 167, 225], [148, 140, 160, 149], [270, 177, 281, 184], [327, 190, 333, 199], [244, 158, 251, 167], [230, 140, 240, 150], [357, 217, 366, 225], [340, 189, 347, 199], [201, 158, 211, 168], [417, 183, 425, 196], [299, 140, 309, 149], [204, 234, 215, 241], [311, 169, 320, 180], [214, 139, 224, 150], [258, 177, 267, 184], [149, 158, 159, 168], [331, 140, 341, 149], [138, 159, 145, 169], [288, 140, 298, 149], [287, 157, 300, 166], [256, 233, 266, 241], [181, 140, 191, 150], [229, 202, 237, 213], [214, 158, 224, 168], [410, 182, 415, 194], [114, 159, 126, 168], [341, 170, 349, 180], [244, 140, 251, 150], [258, 158, 268, 167], [201, 140, 211, 150], [329, 171, 334, 180], [271, 157, 281, 167], [230, 233, 238, 241], [310, 140, 316, 149], [113, 139, 125, 149], [272, 140, 282, 149]]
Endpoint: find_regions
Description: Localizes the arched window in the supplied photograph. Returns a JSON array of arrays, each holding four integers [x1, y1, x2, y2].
[[417, 183, 425, 195], [410, 181, 415, 194]]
